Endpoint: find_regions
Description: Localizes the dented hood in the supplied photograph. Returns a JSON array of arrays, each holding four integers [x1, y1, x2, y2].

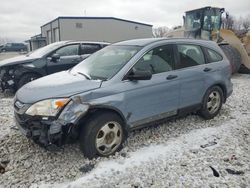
[[0, 55, 38, 67], [16, 71, 102, 104]]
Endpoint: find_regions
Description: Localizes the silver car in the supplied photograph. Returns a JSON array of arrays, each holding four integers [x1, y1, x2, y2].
[[14, 38, 233, 158]]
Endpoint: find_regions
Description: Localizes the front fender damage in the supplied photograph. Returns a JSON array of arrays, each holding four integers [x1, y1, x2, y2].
[[16, 96, 90, 150]]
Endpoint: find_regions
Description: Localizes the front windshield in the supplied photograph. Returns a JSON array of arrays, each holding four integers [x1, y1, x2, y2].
[[185, 11, 202, 30], [71, 45, 141, 80], [27, 41, 66, 57]]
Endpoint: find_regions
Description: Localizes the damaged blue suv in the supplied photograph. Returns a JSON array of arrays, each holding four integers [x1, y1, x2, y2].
[[14, 38, 233, 158]]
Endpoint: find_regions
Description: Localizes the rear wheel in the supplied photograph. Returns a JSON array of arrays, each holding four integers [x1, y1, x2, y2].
[[220, 44, 241, 74], [199, 86, 223, 120], [79, 112, 126, 159], [17, 73, 40, 89]]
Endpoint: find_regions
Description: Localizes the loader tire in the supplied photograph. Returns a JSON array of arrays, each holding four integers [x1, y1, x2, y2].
[[220, 45, 241, 74], [238, 64, 250, 74]]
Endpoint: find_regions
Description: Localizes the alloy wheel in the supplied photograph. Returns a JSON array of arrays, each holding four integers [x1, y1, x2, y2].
[[207, 91, 221, 114], [95, 121, 123, 156]]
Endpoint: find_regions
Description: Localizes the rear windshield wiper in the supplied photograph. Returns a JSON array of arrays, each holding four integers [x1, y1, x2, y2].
[[77, 72, 91, 80]]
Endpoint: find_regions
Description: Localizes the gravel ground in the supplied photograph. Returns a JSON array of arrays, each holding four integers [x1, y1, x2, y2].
[[0, 74, 250, 188]]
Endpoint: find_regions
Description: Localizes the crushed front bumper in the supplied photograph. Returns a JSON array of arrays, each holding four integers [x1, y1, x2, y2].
[[13, 98, 89, 149], [0, 69, 16, 91], [14, 112, 66, 147]]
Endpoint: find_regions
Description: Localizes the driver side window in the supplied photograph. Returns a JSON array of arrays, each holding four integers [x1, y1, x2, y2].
[[133, 45, 174, 74], [55, 44, 79, 56]]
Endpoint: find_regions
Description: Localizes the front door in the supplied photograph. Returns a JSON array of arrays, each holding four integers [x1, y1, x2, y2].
[[122, 44, 180, 128], [46, 44, 81, 74]]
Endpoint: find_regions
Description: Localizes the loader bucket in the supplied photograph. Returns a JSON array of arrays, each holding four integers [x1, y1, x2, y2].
[[166, 28, 185, 38], [243, 36, 250, 56], [220, 29, 250, 69]]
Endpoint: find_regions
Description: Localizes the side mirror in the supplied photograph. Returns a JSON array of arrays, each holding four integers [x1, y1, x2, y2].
[[127, 69, 152, 81], [51, 53, 60, 62]]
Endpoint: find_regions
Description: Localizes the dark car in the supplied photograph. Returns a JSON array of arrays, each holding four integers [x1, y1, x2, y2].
[[14, 38, 232, 159], [0, 41, 109, 91], [0, 43, 27, 52]]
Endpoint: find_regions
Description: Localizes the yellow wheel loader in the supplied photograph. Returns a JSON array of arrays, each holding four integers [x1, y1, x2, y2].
[[167, 6, 250, 74]]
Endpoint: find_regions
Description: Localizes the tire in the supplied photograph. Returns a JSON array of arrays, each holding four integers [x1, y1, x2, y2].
[[199, 86, 224, 120], [17, 73, 40, 89], [79, 112, 126, 159], [238, 64, 250, 74], [220, 45, 241, 74]]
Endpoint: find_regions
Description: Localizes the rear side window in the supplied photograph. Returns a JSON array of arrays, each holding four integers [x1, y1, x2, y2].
[[177, 44, 205, 69], [80, 44, 101, 55], [206, 48, 223, 63], [133, 45, 175, 74], [55, 44, 79, 56]]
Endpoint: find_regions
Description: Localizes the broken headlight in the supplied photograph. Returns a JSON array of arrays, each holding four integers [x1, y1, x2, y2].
[[25, 98, 70, 117]]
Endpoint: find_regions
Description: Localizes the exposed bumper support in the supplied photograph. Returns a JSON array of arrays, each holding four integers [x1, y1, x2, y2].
[[14, 98, 89, 149], [15, 111, 67, 148], [0, 70, 16, 91]]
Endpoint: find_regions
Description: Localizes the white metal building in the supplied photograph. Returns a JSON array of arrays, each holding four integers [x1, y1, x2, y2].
[[40, 17, 153, 45]]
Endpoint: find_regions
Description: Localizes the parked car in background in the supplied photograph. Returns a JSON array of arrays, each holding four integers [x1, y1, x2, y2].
[[0, 43, 27, 52], [0, 41, 109, 91], [14, 38, 232, 159]]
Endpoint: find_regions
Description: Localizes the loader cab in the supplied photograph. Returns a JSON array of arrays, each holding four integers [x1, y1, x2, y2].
[[184, 7, 224, 40]]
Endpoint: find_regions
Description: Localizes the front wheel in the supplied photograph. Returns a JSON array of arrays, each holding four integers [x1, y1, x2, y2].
[[199, 86, 224, 120], [80, 112, 126, 159]]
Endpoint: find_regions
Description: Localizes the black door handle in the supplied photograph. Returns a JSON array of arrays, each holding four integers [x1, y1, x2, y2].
[[203, 67, 212, 72], [166, 75, 178, 80]]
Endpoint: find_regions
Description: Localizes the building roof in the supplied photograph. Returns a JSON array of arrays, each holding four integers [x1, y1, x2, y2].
[[41, 16, 153, 28], [25, 34, 46, 42]]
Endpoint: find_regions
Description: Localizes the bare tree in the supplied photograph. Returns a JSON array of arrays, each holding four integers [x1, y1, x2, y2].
[[234, 16, 243, 30], [153, 26, 171, 38], [221, 15, 235, 30], [242, 14, 250, 31]]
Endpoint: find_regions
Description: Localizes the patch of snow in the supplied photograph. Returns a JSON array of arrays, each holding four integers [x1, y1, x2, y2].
[[1, 74, 250, 188], [39, 116, 244, 188]]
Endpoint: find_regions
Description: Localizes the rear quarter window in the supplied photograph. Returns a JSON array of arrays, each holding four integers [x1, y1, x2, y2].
[[206, 48, 223, 63]]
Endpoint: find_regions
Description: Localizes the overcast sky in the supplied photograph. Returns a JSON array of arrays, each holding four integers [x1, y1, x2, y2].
[[0, 0, 249, 42]]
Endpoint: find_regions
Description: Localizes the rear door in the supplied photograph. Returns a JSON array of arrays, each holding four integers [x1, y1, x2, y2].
[[80, 43, 102, 60], [174, 43, 208, 109], [46, 43, 81, 74]]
